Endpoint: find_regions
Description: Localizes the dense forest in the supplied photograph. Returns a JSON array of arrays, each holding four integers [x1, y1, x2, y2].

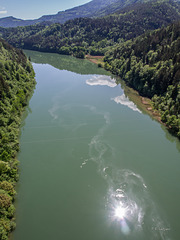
[[0, 38, 35, 239], [1, 0, 180, 58], [104, 21, 180, 137]]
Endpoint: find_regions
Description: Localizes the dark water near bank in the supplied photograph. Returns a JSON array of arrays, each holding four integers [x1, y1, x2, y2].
[[14, 51, 180, 240]]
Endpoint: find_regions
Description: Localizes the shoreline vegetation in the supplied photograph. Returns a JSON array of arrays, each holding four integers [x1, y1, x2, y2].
[[85, 55, 164, 127], [0, 2, 179, 138], [0, 1, 179, 239], [85, 55, 104, 67], [103, 22, 180, 139], [0, 38, 36, 240]]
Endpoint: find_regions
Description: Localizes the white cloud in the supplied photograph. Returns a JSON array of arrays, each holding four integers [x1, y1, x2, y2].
[[86, 75, 117, 88], [111, 94, 142, 113], [0, 6, 7, 14], [0, 10, 7, 14]]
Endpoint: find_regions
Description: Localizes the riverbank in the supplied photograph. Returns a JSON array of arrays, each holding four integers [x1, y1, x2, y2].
[[85, 55, 104, 67], [123, 84, 162, 124], [11, 53, 180, 240], [86, 55, 163, 125], [0, 39, 36, 240]]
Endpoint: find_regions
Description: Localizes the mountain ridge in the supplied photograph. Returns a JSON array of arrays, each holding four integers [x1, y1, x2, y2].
[[0, 0, 118, 27], [1, 0, 176, 28], [1, 0, 180, 54]]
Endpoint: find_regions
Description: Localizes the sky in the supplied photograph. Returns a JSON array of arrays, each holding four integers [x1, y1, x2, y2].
[[0, 0, 91, 20]]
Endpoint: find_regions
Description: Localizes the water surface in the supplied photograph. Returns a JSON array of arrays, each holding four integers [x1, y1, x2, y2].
[[14, 51, 180, 240]]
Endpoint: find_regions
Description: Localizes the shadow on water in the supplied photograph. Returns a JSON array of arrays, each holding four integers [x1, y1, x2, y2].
[[161, 124, 180, 153], [117, 78, 180, 152], [24, 49, 180, 151], [24, 50, 110, 75], [13, 50, 180, 240]]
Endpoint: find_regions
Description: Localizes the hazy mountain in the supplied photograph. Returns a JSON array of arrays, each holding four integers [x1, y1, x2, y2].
[[38, 0, 119, 23], [93, 0, 143, 17], [1, 0, 180, 55], [0, 0, 172, 28], [0, 0, 118, 27], [0, 16, 37, 28]]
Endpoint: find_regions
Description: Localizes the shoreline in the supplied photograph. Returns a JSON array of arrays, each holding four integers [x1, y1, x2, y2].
[[140, 97, 162, 123], [86, 55, 163, 124], [85, 55, 104, 66]]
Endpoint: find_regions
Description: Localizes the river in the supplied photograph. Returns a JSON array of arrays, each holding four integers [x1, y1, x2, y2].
[[13, 50, 180, 240]]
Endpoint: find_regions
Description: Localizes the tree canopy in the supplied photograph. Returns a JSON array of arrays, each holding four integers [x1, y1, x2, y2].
[[0, 38, 35, 240]]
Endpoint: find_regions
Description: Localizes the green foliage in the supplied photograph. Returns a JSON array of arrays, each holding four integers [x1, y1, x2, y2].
[[1, 0, 180, 59], [104, 21, 180, 138], [0, 38, 36, 239], [0, 181, 16, 198], [0, 4, 178, 239], [0, 217, 16, 240]]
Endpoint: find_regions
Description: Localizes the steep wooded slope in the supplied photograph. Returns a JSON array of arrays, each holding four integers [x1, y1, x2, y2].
[[104, 21, 180, 137], [1, 0, 180, 57], [0, 38, 35, 239]]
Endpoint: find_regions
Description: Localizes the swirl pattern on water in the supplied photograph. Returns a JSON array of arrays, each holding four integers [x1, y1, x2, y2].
[[86, 106, 171, 240], [48, 92, 170, 239], [105, 169, 170, 239]]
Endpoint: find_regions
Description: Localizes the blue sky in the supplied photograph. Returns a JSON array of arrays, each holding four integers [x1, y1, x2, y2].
[[0, 0, 91, 20]]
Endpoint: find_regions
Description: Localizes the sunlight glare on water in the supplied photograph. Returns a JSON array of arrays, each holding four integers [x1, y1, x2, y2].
[[14, 51, 180, 240], [115, 206, 126, 220]]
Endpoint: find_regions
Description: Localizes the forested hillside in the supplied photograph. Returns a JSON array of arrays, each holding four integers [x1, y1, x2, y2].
[[0, 38, 35, 239], [0, 0, 180, 58], [104, 21, 180, 137]]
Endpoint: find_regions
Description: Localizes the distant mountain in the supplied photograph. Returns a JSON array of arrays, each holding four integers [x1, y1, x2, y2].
[[1, 0, 176, 28], [93, 0, 142, 17], [0, 16, 38, 28], [38, 0, 118, 23], [0, 0, 118, 27], [1, 0, 180, 56]]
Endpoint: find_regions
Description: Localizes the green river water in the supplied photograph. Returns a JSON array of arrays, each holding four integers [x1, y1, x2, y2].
[[13, 50, 180, 240]]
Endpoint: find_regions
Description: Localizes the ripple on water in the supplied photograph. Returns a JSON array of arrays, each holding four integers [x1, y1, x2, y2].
[[86, 104, 170, 239], [105, 169, 171, 240]]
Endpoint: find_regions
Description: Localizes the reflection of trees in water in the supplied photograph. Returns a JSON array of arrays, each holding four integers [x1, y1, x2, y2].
[[120, 79, 180, 151], [162, 125, 180, 153], [24, 50, 180, 153], [24, 50, 110, 75]]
